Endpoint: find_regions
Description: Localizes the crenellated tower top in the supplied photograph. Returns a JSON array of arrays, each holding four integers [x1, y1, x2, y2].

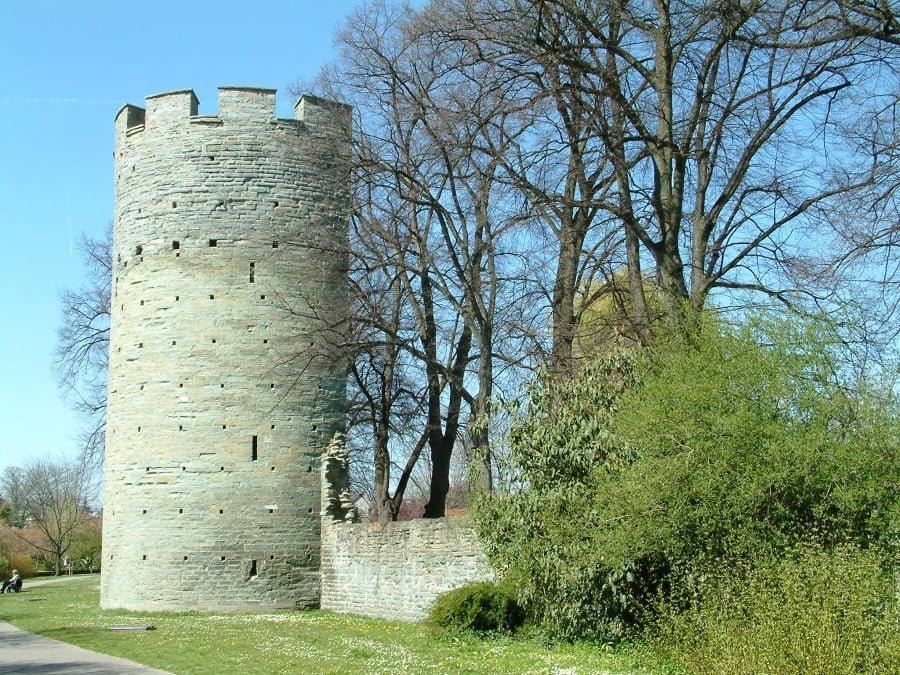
[[115, 86, 351, 140]]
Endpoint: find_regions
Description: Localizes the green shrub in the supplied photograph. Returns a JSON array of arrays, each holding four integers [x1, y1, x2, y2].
[[476, 311, 899, 641], [0, 554, 10, 579], [651, 545, 899, 674], [7, 554, 36, 578], [427, 581, 525, 635]]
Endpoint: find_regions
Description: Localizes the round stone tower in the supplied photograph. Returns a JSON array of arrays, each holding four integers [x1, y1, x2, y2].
[[101, 87, 350, 611]]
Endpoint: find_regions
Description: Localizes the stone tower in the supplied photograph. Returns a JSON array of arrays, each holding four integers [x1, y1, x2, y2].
[[101, 87, 350, 611]]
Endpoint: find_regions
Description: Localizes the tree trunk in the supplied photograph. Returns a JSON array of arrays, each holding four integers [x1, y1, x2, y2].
[[424, 436, 453, 518]]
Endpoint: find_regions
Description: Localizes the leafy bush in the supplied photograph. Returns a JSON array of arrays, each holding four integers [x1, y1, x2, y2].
[[474, 350, 642, 641], [476, 312, 899, 641], [651, 545, 899, 674], [427, 581, 525, 635], [0, 554, 10, 579], [7, 554, 36, 578], [600, 315, 898, 585]]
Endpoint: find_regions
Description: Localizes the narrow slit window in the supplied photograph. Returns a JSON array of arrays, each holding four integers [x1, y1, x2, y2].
[[249, 262, 255, 283], [251, 435, 258, 461], [249, 559, 257, 577]]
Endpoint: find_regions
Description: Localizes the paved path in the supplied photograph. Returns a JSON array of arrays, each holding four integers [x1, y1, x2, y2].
[[0, 576, 171, 674]]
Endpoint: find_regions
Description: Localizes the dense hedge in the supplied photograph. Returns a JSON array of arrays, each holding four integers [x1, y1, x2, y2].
[[427, 581, 524, 635], [476, 313, 899, 643]]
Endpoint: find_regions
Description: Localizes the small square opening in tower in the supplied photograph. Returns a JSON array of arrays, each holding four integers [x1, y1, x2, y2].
[[172, 241, 180, 250], [209, 239, 217, 247]]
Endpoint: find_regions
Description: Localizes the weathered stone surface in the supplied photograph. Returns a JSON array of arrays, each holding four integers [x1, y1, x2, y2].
[[101, 86, 350, 612], [320, 517, 494, 621]]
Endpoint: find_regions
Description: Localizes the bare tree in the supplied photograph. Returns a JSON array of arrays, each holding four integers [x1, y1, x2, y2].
[[54, 228, 112, 465], [430, 0, 897, 343], [310, 0, 543, 517], [1, 458, 97, 576]]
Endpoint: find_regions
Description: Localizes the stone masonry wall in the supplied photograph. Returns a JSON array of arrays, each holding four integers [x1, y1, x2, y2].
[[318, 437, 493, 621], [101, 87, 350, 612], [321, 518, 494, 621]]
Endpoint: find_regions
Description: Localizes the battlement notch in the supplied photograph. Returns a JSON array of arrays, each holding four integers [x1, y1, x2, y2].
[[294, 94, 352, 135], [218, 86, 276, 121], [115, 104, 146, 136], [145, 89, 199, 127]]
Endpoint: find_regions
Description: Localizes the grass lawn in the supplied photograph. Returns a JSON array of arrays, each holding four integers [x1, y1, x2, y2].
[[0, 576, 648, 674]]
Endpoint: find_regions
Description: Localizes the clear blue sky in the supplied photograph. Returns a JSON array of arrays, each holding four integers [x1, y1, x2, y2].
[[0, 0, 369, 476]]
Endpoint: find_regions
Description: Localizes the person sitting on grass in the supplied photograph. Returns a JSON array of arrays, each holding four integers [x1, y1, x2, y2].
[[1, 569, 21, 593]]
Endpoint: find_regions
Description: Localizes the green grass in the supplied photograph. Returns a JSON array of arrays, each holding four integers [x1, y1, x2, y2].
[[0, 576, 646, 674]]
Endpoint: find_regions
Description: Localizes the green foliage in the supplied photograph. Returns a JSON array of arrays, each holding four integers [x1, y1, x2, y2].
[[427, 581, 525, 635], [7, 554, 36, 578], [475, 350, 644, 641], [651, 545, 899, 674], [476, 312, 900, 641], [600, 314, 898, 581], [69, 518, 102, 572], [0, 554, 10, 579]]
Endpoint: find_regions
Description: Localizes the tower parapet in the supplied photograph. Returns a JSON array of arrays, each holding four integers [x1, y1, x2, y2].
[[102, 86, 350, 612]]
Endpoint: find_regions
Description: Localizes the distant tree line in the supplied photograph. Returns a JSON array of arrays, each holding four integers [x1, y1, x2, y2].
[[0, 457, 100, 576]]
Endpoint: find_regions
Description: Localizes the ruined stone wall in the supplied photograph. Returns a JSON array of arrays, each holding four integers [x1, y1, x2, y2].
[[101, 87, 350, 612], [320, 518, 494, 621], [318, 438, 493, 621]]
